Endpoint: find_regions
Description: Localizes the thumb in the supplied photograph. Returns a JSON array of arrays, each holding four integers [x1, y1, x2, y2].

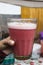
[[7, 40, 15, 46], [3, 37, 15, 46], [3, 40, 15, 50]]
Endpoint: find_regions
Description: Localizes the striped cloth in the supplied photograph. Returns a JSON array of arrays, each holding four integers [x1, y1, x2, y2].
[[0, 54, 15, 65]]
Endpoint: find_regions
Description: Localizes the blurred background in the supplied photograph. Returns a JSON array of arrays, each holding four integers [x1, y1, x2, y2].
[[0, 3, 21, 40]]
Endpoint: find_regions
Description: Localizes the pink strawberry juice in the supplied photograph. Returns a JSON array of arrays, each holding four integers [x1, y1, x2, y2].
[[8, 22, 36, 59]]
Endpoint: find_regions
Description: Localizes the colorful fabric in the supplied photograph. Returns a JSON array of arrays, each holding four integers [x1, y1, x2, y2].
[[0, 54, 14, 65]]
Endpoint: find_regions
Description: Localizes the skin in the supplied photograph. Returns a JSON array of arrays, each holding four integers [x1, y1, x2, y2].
[[0, 36, 15, 55]]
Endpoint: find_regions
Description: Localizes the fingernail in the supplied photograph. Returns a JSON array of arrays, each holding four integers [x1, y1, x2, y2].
[[11, 40, 15, 44], [9, 40, 15, 45]]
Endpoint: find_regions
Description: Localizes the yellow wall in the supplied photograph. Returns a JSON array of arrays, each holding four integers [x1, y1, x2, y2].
[[21, 7, 43, 34]]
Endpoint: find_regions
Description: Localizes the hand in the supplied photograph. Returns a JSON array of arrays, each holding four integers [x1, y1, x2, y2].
[[0, 36, 15, 55]]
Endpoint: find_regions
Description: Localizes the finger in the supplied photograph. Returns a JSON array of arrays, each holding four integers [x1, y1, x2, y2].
[[7, 40, 15, 46], [0, 44, 7, 50], [0, 36, 10, 44], [3, 37, 15, 46], [6, 36, 10, 40], [0, 40, 15, 50], [1, 36, 14, 44]]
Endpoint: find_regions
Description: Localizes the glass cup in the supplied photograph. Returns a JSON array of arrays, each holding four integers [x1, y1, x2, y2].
[[7, 18, 37, 60]]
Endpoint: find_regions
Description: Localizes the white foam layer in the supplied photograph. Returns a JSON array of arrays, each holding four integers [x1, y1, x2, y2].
[[7, 22, 37, 29]]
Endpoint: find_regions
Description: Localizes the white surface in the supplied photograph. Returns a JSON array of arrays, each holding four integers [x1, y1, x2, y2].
[[32, 43, 41, 59], [33, 43, 41, 53], [0, 2, 21, 15]]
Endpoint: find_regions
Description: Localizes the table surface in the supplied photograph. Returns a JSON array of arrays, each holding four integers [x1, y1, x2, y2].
[[14, 43, 43, 65]]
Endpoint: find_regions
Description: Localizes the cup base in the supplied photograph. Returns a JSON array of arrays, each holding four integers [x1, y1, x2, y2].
[[14, 54, 32, 60]]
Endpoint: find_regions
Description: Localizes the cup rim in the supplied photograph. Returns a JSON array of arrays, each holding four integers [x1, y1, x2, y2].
[[7, 18, 37, 22]]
